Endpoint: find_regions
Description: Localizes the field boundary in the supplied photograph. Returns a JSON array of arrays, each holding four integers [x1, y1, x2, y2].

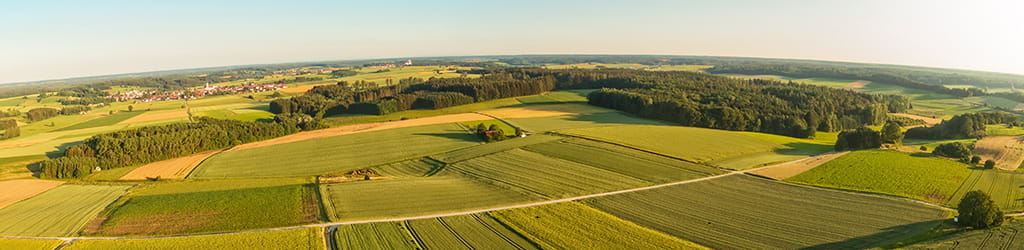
[[0, 152, 953, 242]]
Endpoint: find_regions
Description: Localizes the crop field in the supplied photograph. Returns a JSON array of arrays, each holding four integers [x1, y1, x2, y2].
[[407, 214, 538, 250], [67, 227, 324, 250], [557, 125, 787, 164], [321, 175, 539, 221], [0, 184, 130, 236], [371, 158, 440, 177], [491, 202, 706, 249], [0, 155, 47, 180], [0, 179, 64, 209], [0, 238, 64, 250], [987, 124, 1024, 136], [972, 136, 1024, 170], [451, 149, 650, 198], [522, 138, 724, 183], [480, 103, 613, 119], [92, 178, 318, 235], [585, 175, 948, 249], [325, 97, 523, 126], [333, 222, 420, 250], [947, 170, 1024, 212], [191, 123, 481, 178], [121, 150, 222, 180], [54, 111, 144, 131], [907, 219, 1024, 249], [504, 112, 666, 132], [787, 150, 973, 203], [431, 134, 561, 163]]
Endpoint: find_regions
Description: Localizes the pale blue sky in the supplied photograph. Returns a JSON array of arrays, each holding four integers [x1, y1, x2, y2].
[[1, 0, 1021, 84]]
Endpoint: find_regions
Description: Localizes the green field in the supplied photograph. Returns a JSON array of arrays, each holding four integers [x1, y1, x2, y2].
[[504, 112, 666, 132], [0, 155, 47, 180], [907, 219, 1024, 249], [371, 158, 440, 177], [787, 150, 973, 203], [522, 138, 724, 183], [407, 214, 538, 250], [0, 238, 64, 250], [325, 97, 523, 126], [67, 227, 324, 250], [333, 222, 420, 250], [54, 111, 144, 131], [192, 123, 481, 178], [0, 184, 130, 236], [451, 149, 650, 198], [514, 90, 591, 104], [93, 178, 318, 235], [947, 170, 1024, 212], [585, 175, 948, 249], [491, 202, 706, 249], [431, 134, 561, 163], [321, 175, 539, 221], [557, 125, 788, 164]]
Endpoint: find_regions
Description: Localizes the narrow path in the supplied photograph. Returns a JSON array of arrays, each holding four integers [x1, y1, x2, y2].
[[0, 153, 958, 241]]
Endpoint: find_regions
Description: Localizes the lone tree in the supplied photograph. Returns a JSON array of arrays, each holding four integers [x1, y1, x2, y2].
[[984, 160, 996, 169], [127, 105, 134, 112], [971, 156, 982, 164], [880, 121, 904, 145], [958, 190, 1004, 229]]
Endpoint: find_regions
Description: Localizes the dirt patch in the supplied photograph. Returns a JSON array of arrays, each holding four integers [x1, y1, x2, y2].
[[973, 136, 1024, 171], [121, 150, 224, 180], [228, 113, 491, 152], [845, 80, 871, 89], [0, 179, 64, 209], [117, 110, 187, 124], [748, 152, 849, 180], [892, 113, 942, 127], [479, 104, 611, 118]]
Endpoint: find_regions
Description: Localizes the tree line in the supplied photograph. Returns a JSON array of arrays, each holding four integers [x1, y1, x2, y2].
[[905, 112, 1018, 139]]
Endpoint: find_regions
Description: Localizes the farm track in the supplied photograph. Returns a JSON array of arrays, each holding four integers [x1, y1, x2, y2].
[[0, 153, 970, 243]]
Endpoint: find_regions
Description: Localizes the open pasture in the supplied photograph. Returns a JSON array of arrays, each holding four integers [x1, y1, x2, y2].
[[406, 214, 538, 250], [67, 227, 324, 250], [490, 202, 705, 249], [191, 123, 480, 178], [92, 178, 318, 235], [0, 179, 64, 209], [522, 138, 724, 183], [787, 150, 972, 203], [585, 175, 948, 249], [557, 125, 787, 164], [321, 175, 539, 221], [947, 170, 1024, 212], [0, 184, 130, 236], [451, 149, 650, 198]]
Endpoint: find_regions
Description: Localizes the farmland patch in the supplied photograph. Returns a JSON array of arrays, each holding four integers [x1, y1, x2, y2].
[[522, 138, 724, 183], [407, 214, 538, 250], [557, 125, 786, 163], [0, 179, 64, 209], [0, 184, 130, 236], [67, 227, 324, 250]]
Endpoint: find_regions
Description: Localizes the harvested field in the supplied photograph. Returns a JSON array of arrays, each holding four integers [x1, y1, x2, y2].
[[193, 123, 480, 178], [479, 103, 611, 119], [845, 80, 871, 88], [0, 179, 64, 209], [972, 136, 1024, 170], [893, 113, 942, 126], [585, 175, 948, 249], [121, 150, 222, 180], [67, 227, 324, 250], [407, 214, 538, 250], [787, 150, 972, 203], [749, 151, 849, 180], [321, 176, 538, 221], [0, 184, 130, 237], [116, 110, 188, 124], [557, 125, 786, 163], [491, 202, 705, 249], [522, 138, 724, 183], [451, 149, 650, 198]]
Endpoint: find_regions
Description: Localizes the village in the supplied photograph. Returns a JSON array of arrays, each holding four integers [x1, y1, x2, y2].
[[105, 82, 287, 102]]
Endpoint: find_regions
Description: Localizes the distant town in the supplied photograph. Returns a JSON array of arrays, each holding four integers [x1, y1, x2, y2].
[[106, 82, 287, 102]]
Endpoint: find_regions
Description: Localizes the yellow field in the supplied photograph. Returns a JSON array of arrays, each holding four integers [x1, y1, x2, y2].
[[121, 150, 224, 180], [0, 179, 64, 209]]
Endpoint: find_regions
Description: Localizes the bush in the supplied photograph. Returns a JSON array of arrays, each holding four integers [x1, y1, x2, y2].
[[971, 156, 982, 164], [984, 160, 996, 169], [933, 142, 972, 159], [919, 145, 928, 151], [958, 190, 1004, 229]]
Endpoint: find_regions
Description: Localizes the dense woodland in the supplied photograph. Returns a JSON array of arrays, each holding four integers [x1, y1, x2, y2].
[[905, 112, 1019, 139]]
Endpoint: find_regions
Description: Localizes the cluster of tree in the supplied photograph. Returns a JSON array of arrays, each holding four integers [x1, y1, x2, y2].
[[472, 123, 525, 142], [25, 108, 60, 122], [905, 112, 1019, 139], [328, 70, 358, 78], [834, 127, 882, 151], [39, 117, 310, 178], [886, 115, 928, 127], [880, 121, 904, 145], [932, 142, 973, 159], [958, 190, 1005, 229], [0, 119, 18, 140], [60, 106, 91, 115]]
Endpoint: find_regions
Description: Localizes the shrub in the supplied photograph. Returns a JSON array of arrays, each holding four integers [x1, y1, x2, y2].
[[958, 190, 1004, 229], [984, 160, 996, 169]]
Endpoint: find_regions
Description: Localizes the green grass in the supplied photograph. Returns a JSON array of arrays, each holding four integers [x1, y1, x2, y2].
[[371, 157, 440, 177], [192, 123, 481, 178], [787, 150, 973, 203], [54, 111, 144, 131], [334, 222, 420, 250], [585, 175, 948, 249], [0, 238, 64, 249], [946, 170, 1024, 212], [432, 134, 561, 163], [92, 178, 319, 235], [987, 124, 1024, 136], [491, 202, 706, 249], [515, 90, 591, 104], [0, 155, 46, 179], [906, 219, 1024, 249], [407, 214, 539, 250], [522, 138, 724, 183], [321, 175, 539, 221], [0, 184, 130, 236], [0, 97, 25, 107], [451, 149, 650, 198], [67, 227, 324, 250], [557, 125, 787, 164], [504, 112, 667, 132]]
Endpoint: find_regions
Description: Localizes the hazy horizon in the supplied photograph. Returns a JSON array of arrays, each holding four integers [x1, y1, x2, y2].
[[2, 0, 1022, 84]]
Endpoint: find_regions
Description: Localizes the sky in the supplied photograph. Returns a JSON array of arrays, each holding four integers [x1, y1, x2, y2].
[[1, 0, 1022, 84]]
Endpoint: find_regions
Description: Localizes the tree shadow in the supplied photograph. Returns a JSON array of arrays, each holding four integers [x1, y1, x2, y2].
[[801, 219, 946, 249], [44, 141, 84, 158], [25, 161, 44, 178]]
